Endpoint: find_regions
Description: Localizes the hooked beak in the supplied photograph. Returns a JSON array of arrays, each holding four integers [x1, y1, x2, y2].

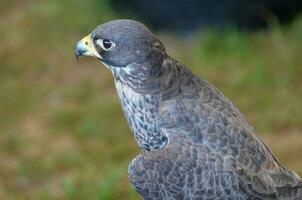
[[75, 34, 102, 60]]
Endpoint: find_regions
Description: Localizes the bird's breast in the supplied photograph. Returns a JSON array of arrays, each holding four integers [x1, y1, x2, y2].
[[114, 80, 163, 150]]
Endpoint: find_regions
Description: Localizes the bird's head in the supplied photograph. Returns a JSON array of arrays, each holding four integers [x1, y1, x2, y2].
[[75, 20, 166, 69]]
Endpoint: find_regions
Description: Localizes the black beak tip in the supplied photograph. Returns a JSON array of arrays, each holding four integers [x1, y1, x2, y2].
[[75, 51, 79, 60], [75, 47, 87, 61], [75, 41, 85, 61], [75, 48, 84, 60]]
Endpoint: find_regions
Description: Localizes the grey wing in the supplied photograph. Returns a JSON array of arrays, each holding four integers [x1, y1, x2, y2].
[[128, 134, 301, 199], [129, 134, 259, 200], [128, 121, 302, 199], [155, 77, 302, 199]]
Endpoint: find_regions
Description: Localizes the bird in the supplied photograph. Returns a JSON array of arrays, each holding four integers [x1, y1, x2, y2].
[[75, 19, 302, 199]]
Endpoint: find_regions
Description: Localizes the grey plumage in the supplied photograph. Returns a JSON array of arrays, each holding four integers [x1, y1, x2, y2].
[[75, 19, 302, 199]]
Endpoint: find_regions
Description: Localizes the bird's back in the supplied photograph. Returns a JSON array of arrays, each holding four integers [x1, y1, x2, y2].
[[128, 58, 302, 199]]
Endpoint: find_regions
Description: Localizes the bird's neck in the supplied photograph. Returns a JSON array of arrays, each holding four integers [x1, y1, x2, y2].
[[111, 56, 189, 97], [110, 59, 179, 151], [111, 60, 165, 94]]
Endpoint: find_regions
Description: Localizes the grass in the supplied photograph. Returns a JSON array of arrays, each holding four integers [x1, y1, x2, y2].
[[0, 0, 301, 199]]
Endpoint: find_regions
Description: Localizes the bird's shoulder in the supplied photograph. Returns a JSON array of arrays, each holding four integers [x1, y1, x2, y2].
[[158, 71, 281, 174], [158, 68, 302, 190]]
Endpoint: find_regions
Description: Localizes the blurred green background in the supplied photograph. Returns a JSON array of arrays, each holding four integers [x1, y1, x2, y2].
[[0, 0, 302, 199]]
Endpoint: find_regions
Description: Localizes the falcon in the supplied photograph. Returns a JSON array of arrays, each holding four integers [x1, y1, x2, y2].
[[75, 19, 302, 199]]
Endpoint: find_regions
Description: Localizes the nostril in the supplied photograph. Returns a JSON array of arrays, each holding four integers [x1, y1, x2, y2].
[[85, 41, 89, 45]]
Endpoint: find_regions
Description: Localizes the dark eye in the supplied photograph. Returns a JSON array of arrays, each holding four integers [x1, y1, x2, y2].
[[103, 39, 112, 49], [95, 39, 116, 51]]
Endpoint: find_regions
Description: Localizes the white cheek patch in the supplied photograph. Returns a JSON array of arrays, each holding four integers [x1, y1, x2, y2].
[[92, 49, 102, 59], [96, 39, 104, 49]]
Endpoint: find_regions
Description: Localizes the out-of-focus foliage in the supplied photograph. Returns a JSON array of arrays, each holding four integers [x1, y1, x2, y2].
[[0, 0, 301, 199]]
